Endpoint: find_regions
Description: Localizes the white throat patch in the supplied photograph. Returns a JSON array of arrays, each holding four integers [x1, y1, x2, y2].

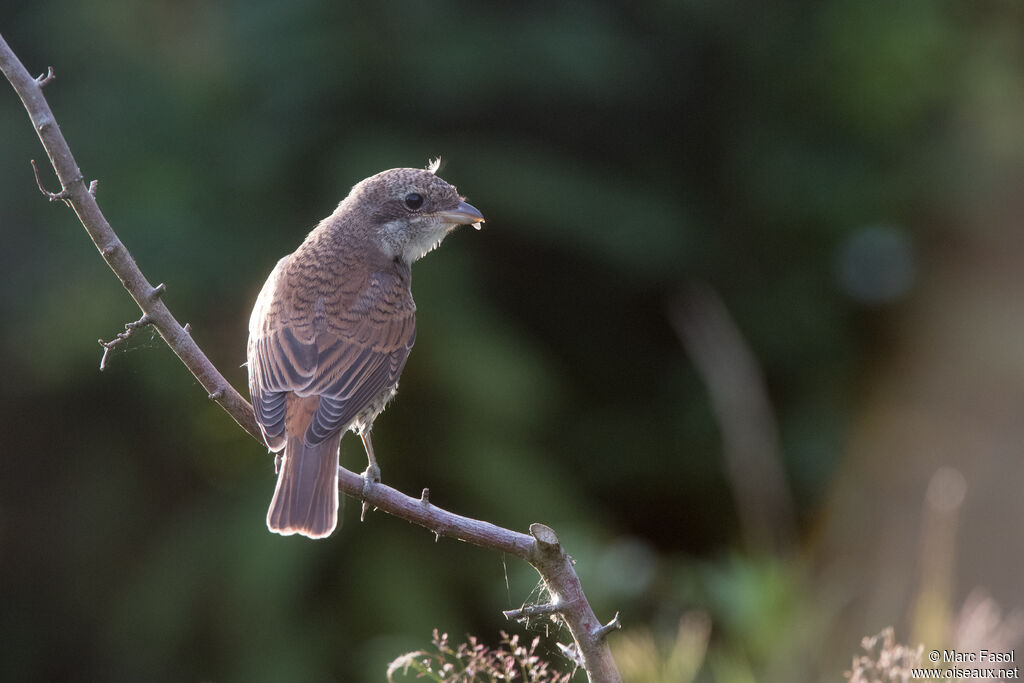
[[380, 217, 455, 264]]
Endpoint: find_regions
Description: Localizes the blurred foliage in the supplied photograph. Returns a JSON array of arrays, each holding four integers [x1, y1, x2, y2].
[[387, 630, 571, 683], [845, 628, 923, 683], [3, 0, 1024, 681], [612, 612, 710, 683]]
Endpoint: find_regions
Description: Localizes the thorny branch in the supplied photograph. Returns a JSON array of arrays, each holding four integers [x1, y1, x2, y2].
[[0, 35, 262, 442], [0, 32, 623, 683]]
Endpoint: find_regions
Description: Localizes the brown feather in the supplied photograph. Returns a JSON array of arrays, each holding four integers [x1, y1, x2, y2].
[[266, 394, 343, 538]]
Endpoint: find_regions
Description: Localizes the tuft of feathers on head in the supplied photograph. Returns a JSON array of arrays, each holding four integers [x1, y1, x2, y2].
[[426, 157, 442, 175]]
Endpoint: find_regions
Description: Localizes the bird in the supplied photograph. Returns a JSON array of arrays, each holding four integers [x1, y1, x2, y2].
[[246, 163, 484, 539]]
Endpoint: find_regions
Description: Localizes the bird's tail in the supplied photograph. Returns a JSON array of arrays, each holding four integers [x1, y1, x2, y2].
[[267, 397, 343, 539]]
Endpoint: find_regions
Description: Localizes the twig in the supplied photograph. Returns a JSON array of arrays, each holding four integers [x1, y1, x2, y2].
[[35, 65, 54, 87], [31, 158, 70, 202], [1, 33, 622, 683], [98, 312, 152, 371], [504, 603, 560, 620]]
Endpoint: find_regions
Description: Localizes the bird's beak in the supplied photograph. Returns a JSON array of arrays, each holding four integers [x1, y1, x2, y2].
[[437, 201, 485, 230]]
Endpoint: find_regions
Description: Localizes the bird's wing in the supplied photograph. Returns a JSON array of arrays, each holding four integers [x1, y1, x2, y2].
[[247, 256, 317, 450], [248, 261, 416, 449], [304, 271, 416, 443]]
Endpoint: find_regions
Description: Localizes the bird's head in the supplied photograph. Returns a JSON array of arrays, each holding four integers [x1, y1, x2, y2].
[[343, 164, 484, 264]]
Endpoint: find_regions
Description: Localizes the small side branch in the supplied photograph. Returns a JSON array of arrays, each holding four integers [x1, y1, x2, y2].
[[31, 158, 69, 202], [35, 66, 54, 87], [503, 603, 560, 621], [98, 313, 152, 371], [594, 612, 622, 640]]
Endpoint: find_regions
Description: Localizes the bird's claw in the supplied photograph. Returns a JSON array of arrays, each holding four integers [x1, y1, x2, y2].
[[360, 464, 381, 522], [362, 463, 381, 486]]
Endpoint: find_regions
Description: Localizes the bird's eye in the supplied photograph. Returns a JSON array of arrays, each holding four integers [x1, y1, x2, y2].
[[404, 193, 424, 210]]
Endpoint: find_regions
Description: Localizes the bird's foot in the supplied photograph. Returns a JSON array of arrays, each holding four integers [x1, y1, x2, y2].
[[360, 464, 381, 522], [362, 462, 381, 485]]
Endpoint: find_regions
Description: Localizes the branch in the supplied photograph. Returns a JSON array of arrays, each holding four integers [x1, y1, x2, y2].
[[1, 33, 622, 683], [0, 34, 260, 442]]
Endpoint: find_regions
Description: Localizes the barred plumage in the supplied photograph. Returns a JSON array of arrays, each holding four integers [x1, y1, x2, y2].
[[247, 167, 483, 539]]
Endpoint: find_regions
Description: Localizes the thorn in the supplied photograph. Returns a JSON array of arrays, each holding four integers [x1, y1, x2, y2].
[[148, 283, 166, 301], [361, 501, 370, 522], [30, 159, 70, 203], [594, 612, 622, 640], [208, 389, 223, 400], [183, 323, 192, 335], [87, 179, 98, 196], [420, 487, 430, 504], [35, 67, 55, 87], [434, 531, 441, 543]]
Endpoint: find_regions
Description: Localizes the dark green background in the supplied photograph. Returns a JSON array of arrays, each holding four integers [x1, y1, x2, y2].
[[3, 2, 1024, 681]]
